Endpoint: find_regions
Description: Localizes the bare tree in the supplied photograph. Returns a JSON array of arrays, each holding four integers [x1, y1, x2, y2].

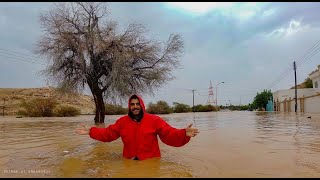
[[35, 2, 183, 123]]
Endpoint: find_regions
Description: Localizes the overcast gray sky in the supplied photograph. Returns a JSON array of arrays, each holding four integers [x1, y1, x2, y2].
[[1, 2, 320, 107]]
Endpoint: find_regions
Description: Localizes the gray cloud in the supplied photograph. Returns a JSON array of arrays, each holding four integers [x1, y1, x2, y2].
[[1, 2, 320, 106]]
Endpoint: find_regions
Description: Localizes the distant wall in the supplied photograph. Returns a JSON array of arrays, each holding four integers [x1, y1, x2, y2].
[[273, 88, 320, 113], [304, 95, 320, 113]]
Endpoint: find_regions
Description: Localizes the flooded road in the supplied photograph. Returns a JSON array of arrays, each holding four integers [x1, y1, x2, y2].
[[1, 111, 320, 177]]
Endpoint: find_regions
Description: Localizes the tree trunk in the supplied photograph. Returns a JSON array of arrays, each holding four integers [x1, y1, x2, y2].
[[93, 92, 105, 124], [88, 82, 105, 124]]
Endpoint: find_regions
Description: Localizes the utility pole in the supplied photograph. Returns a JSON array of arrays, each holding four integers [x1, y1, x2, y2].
[[192, 89, 195, 112], [216, 81, 225, 109], [294, 61, 297, 113]]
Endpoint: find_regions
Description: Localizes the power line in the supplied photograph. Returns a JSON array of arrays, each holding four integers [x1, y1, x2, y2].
[[294, 39, 320, 66], [267, 68, 293, 90], [296, 44, 320, 67], [0, 48, 49, 66], [0, 52, 46, 65], [266, 39, 320, 90], [0, 51, 42, 63], [0, 48, 41, 59]]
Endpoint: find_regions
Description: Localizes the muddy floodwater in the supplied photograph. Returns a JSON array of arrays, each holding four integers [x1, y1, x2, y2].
[[1, 111, 320, 178]]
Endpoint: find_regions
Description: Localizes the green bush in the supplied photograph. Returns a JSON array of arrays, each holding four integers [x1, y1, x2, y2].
[[193, 104, 216, 112], [19, 98, 58, 117], [172, 102, 192, 113], [55, 105, 80, 117], [252, 89, 272, 110], [303, 78, 313, 88], [240, 105, 249, 111], [105, 104, 127, 115], [17, 98, 81, 117], [147, 101, 172, 114], [16, 110, 28, 116]]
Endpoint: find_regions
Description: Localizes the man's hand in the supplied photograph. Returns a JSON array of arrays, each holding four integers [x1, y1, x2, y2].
[[185, 123, 199, 137], [75, 123, 90, 135]]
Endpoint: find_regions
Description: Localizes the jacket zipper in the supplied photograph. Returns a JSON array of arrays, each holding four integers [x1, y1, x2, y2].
[[135, 121, 140, 159]]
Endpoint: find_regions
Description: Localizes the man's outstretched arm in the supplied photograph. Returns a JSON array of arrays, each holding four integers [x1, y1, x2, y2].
[[156, 117, 199, 147], [75, 119, 121, 142]]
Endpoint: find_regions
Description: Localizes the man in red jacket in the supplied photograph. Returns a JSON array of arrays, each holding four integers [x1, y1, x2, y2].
[[75, 94, 199, 160]]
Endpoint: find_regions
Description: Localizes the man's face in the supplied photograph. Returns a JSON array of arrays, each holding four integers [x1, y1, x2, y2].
[[130, 98, 141, 115]]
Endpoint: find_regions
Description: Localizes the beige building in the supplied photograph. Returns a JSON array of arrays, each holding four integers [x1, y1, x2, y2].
[[309, 65, 320, 89], [273, 64, 320, 113]]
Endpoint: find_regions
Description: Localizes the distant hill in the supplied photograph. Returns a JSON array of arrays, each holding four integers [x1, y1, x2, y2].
[[0, 87, 95, 115]]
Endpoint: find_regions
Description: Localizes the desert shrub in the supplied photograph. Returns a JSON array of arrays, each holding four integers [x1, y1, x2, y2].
[[147, 101, 172, 114], [105, 104, 127, 115], [16, 110, 27, 116], [172, 102, 192, 113], [19, 98, 58, 117], [193, 104, 216, 112], [55, 105, 80, 117]]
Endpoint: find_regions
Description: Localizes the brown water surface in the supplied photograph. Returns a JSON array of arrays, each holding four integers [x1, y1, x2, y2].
[[1, 111, 320, 177]]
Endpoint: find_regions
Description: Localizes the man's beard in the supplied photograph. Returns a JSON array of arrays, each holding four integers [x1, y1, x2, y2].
[[128, 109, 144, 122]]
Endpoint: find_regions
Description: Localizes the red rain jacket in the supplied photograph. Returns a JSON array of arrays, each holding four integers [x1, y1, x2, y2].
[[89, 95, 190, 160]]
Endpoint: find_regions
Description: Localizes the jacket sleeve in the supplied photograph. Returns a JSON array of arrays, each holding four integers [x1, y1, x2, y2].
[[155, 116, 191, 147], [89, 118, 121, 142]]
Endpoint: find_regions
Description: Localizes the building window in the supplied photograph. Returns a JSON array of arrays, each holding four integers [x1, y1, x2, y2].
[[315, 81, 318, 88]]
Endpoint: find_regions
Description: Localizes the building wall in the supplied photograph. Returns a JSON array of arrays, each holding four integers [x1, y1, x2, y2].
[[273, 88, 320, 113], [288, 98, 301, 112], [304, 95, 320, 113], [309, 64, 320, 88], [279, 102, 284, 112], [273, 89, 317, 102], [273, 65, 320, 113], [312, 76, 320, 88]]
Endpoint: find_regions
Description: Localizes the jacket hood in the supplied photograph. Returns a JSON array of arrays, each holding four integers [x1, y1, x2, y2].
[[128, 94, 146, 113]]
